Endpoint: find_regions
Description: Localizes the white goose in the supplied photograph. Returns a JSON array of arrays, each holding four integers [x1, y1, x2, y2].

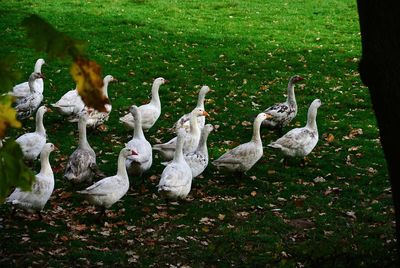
[[77, 147, 137, 219], [125, 105, 153, 178], [119, 77, 168, 131], [173, 85, 211, 132], [64, 111, 103, 183], [5, 143, 56, 219], [51, 85, 85, 119], [85, 75, 117, 128], [268, 99, 322, 166], [162, 124, 214, 178], [212, 112, 271, 173], [152, 108, 209, 161], [12, 59, 45, 99], [16, 106, 49, 162], [15, 72, 45, 120], [262, 75, 304, 134], [157, 129, 193, 200]]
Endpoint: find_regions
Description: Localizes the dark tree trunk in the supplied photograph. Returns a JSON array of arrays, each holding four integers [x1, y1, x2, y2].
[[357, 1, 400, 246]]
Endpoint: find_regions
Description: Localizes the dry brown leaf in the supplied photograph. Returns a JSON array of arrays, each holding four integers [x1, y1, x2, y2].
[[70, 58, 109, 112]]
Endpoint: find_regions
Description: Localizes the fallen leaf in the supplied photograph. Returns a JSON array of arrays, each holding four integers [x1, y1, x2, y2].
[[0, 95, 21, 138]]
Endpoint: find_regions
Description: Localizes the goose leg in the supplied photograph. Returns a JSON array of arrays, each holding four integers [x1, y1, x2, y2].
[[11, 207, 17, 218], [37, 211, 43, 220], [96, 207, 106, 223], [283, 157, 289, 168]]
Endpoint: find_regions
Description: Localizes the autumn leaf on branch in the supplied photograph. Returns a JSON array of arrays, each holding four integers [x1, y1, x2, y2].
[[0, 95, 21, 138], [22, 14, 108, 112], [0, 140, 35, 203], [22, 14, 85, 59], [71, 58, 109, 112]]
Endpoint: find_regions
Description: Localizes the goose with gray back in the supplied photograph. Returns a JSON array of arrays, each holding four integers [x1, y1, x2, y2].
[[64, 111, 103, 183], [153, 108, 209, 161], [15, 72, 45, 120], [12, 59, 45, 99], [77, 147, 137, 219], [212, 113, 271, 173], [261, 75, 304, 134], [268, 99, 322, 167]]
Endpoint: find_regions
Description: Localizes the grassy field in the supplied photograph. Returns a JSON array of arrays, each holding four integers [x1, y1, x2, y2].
[[0, 0, 398, 266]]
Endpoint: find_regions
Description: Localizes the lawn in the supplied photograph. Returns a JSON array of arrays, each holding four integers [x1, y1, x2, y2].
[[0, 0, 398, 266]]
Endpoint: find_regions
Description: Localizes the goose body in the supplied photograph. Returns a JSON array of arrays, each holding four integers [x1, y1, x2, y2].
[[12, 59, 45, 99], [173, 86, 211, 132], [5, 143, 56, 216], [15, 106, 48, 161], [64, 111, 100, 183], [51, 87, 85, 118], [268, 99, 322, 160], [119, 77, 168, 131], [262, 75, 304, 131], [125, 106, 153, 177], [15, 72, 45, 120], [212, 113, 271, 173], [153, 108, 209, 161], [77, 148, 136, 209], [158, 129, 193, 200], [84, 75, 117, 128]]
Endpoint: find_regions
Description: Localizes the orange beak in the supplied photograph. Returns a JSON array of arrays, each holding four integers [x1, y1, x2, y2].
[[203, 111, 209, 117]]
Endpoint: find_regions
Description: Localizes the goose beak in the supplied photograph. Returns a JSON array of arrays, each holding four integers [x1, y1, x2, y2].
[[296, 76, 304, 82], [203, 111, 209, 117], [131, 149, 138, 156], [209, 88, 215, 93], [46, 108, 53, 113], [163, 79, 170, 84], [112, 78, 118, 82]]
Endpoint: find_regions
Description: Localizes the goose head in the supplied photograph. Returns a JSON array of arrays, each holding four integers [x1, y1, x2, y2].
[[199, 85, 211, 95], [36, 58, 46, 67], [103, 75, 117, 84], [121, 147, 138, 158], [255, 112, 272, 123], [192, 108, 209, 117], [203, 124, 214, 134], [42, 143, 57, 154], [310, 99, 322, 109], [290, 75, 304, 84], [29, 72, 45, 82], [129, 105, 140, 118], [153, 77, 169, 87], [37, 106, 49, 115]]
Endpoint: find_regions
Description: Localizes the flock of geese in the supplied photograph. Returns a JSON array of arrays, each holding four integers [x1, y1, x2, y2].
[[2, 58, 322, 220]]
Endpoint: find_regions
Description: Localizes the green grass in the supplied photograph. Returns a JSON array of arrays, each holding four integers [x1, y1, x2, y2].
[[0, 0, 398, 266]]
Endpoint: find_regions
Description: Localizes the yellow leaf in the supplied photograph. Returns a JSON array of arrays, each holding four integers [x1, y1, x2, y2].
[[0, 95, 21, 138], [70, 58, 109, 112]]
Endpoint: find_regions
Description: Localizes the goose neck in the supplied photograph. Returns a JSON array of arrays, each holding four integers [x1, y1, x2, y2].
[[117, 152, 129, 178], [251, 118, 263, 143], [150, 83, 161, 107], [35, 110, 46, 136], [197, 130, 210, 153], [306, 105, 319, 130], [102, 81, 110, 98], [34, 61, 43, 73], [287, 81, 296, 104], [78, 120, 90, 149], [39, 151, 53, 178], [173, 137, 185, 163], [196, 92, 206, 109], [133, 114, 145, 139], [190, 114, 200, 135]]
